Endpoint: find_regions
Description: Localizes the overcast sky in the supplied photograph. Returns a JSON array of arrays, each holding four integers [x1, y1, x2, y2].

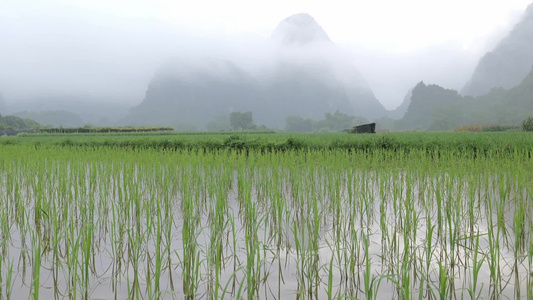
[[1, 0, 531, 109]]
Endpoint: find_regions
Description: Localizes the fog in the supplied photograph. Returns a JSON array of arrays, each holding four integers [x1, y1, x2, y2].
[[0, 1, 529, 117], [349, 44, 480, 109], [0, 7, 191, 103]]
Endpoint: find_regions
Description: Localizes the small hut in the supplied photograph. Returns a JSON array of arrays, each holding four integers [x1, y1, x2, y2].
[[351, 123, 376, 134]]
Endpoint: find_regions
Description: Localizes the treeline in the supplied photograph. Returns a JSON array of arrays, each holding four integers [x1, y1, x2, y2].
[[39, 126, 174, 134], [285, 111, 369, 132], [455, 124, 521, 132]]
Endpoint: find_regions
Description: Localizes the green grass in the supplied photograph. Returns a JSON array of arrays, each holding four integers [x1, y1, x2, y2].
[[2, 131, 532, 158]]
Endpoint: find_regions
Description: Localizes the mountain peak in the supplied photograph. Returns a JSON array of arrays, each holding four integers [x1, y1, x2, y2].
[[462, 3, 533, 96], [272, 13, 331, 46]]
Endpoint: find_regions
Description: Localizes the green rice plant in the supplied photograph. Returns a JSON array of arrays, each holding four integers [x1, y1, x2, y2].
[[291, 217, 306, 298], [205, 179, 230, 300], [326, 255, 335, 300], [362, 230, 381, 300], [151, 197, 163, 300], [30, 231, 41, 300], [511, 196, 527, 299], [109, 193, 126, 298], [422, 217, 436, 297], [180, 170, 202, 299], [238, 163, 266, 300], [483, 183, 502, 299], [527, 230, 533, 300], [66, 209, 81, 299], [437, 261, 449, 300], [5, 260, 14, 300], [126, 226, 141, 300], [467, 232, 484, 300], [81, 196, 95, 300], [522, 116, 533, 131]]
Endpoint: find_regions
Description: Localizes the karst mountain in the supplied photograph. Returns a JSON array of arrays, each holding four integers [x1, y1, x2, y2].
[[125, 13, 387, 129]]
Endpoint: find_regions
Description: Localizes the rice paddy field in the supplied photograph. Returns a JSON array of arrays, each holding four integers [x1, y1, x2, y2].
[[0, 131, 533, 299]]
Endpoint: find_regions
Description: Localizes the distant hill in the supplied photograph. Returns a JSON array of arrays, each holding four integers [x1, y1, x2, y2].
[[398, 66, 533, 130], [473, 65, 533, 124], [462, 3, 533, 96], [0, 114, 39, 130], [397, 82, 465, 130], [125, 13, 388, 129]]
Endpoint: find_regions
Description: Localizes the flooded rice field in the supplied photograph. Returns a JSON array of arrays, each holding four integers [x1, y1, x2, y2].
[[0, 146, 532, 299]]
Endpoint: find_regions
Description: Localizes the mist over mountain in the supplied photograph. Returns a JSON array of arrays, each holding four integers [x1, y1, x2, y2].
[[125, 13, 387, 129], [272, 13, 331, 45], [12, 110, 84, 128], [125, 59, 259, 129], [8, 96, 130, 126], [474, 65, 533, 124], [387, 88, 413, 120], [395, 65, 533, 131], [3, 3, 531, 131], [462, 3, 533, 96]]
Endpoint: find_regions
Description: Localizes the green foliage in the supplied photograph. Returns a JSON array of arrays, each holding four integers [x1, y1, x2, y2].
[[522, 116, 533, 131], [284, 111, 368, 132], [482, 124, 520, 132], [455, 124, 520, 132], [223, 135, 246, 150], [316, 111, 366, 132], [39, 126, 174, 134], [8, 131, 532, 158], [229, 111, 256, 131]]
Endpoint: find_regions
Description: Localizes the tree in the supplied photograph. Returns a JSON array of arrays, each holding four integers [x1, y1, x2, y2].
[[523, 116, 533, 131], [229, 111, 256, 131], [315, 111, 366, 132], [284, 116, 315, 132]]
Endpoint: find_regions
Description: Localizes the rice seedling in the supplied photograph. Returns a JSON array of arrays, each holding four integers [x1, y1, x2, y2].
[[30, 230, 41, 300]]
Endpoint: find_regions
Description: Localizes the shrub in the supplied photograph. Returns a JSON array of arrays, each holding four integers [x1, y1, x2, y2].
[[223, 135, 246, 150], [455, 124, 520, 132], [455, 125, 482, 132], [482, 124, 520, 132], [523, 117, 533, 131]]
